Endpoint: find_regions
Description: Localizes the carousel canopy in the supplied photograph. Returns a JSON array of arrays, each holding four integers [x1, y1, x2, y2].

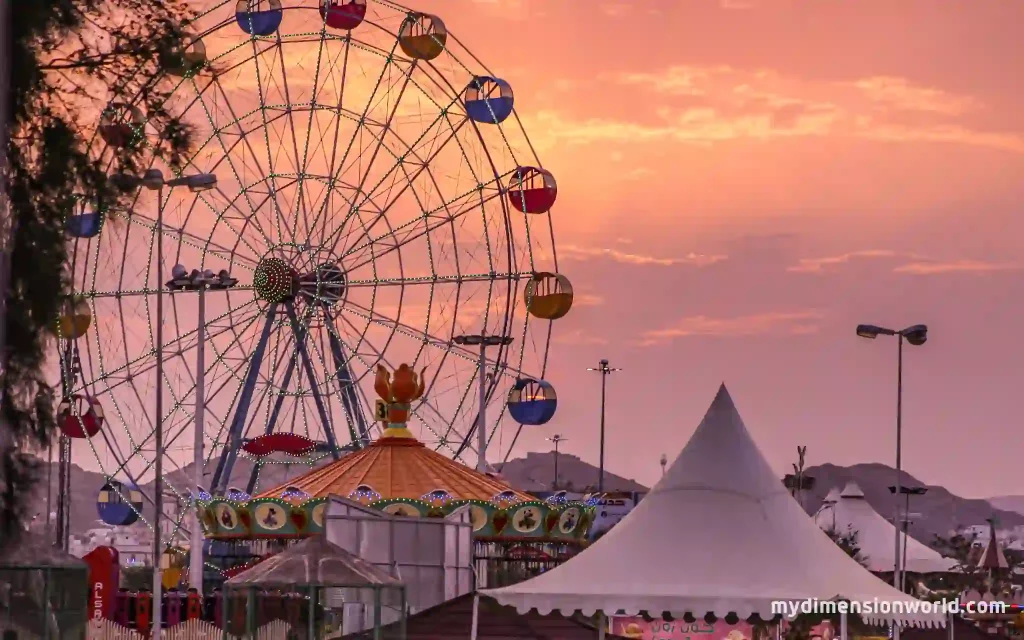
[[814, 481, 957, 574], [225, 535, 400, 587], [255, 425, 533, 504], [482, 384, 945, 628]]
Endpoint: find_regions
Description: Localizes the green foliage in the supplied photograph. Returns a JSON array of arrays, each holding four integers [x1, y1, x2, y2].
[[824, 526, 869, 568], [0, 0, 196, 548], [120, 565, 154, 591]]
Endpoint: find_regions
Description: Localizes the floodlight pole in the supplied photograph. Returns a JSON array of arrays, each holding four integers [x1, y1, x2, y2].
[[856, 322, 928, 640], [548, 434, 566, 489], [191, 284, 205, 595], [587, 359, 621, 494], [153, 185, 165, 635]]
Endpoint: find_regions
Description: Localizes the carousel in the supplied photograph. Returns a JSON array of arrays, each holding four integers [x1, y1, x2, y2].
[[197, 364, 594, 587]]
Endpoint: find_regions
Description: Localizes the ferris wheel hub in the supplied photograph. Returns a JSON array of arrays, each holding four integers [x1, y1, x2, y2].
[[254, 245, 347, 306]]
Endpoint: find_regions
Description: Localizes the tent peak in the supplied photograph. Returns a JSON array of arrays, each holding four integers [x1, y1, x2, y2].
[[709, 383, 736, 413], [840, 481, 865, 499]]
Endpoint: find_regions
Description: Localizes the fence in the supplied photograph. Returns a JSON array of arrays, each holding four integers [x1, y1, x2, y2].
[[85, 618, 301, 640]]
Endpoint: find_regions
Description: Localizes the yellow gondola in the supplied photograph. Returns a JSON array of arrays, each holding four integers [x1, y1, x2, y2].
[[398, 13, 447, 61], [524, 272, 573, 320], [57, 297, 92, 339]]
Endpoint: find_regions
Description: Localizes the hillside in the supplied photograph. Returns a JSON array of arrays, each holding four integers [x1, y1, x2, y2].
[[801, 463, 1024, 544], [32, 453, 1014, 544], [987, 496, 1024, 516], [495, 451, 648, 493], [27, 457, 327, 536]]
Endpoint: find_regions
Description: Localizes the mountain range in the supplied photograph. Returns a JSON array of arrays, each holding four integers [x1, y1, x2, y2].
[[26, 453, 1019, 546]]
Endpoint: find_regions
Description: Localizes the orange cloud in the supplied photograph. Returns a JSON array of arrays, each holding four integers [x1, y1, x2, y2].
[[526, 65, 1024, 153], [560, 244, 727, 267], [787, 250, 902, 274], [892, 260, 1021, 275], [638, 310, 824, 345], [787, 251, 1019, 276]]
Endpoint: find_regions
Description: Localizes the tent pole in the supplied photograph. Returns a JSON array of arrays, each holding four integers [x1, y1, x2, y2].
[[840, 612, 848, 640], [948, 611, 954, 640], [470, 593, 479, 640], [598, 611, 606, 640]]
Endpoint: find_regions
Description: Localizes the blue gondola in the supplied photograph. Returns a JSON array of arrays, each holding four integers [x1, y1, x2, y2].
[[506, 378, 557, 425], [464, 77, 514, 124], [97, 481, 144, 526], [235, 0, 283, 37], [66, 212, 102, 239]]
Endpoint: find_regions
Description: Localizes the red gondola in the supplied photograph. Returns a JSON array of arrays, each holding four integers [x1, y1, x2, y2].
[[57, 395, 104, 438], [507, 166, 557, 214], [320, 0, 366, 31]]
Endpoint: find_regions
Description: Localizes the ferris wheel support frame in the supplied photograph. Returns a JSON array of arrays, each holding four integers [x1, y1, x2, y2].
[[213, 299, 369, 497], [210, 303, 278, 494]]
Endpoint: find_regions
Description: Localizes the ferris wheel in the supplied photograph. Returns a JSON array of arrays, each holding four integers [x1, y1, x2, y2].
[[59, 0, 573, 528]]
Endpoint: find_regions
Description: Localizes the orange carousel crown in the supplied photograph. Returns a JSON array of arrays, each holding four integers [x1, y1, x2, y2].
[[374, 364, 425, 439]]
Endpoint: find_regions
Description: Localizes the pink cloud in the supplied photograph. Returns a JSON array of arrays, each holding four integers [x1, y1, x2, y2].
[[560, 244, 727, 267], [638, 310, 824, 346]]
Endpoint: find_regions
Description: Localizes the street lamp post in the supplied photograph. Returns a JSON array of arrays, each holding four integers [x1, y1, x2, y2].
[[587, 359, 621, 494], [889, 485, 927, 592], [547, 434, 566, 490], [856, 322, 927, 638], [167, 265, 237, 596], [113, 169, 218, 634], [453, 333, 513, 472], [659, 454, 667, 478]]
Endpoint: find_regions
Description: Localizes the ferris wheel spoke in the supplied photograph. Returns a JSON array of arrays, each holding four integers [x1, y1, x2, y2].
[[341, 184, 506, 274], [207, 77, 287, 245], [344, 272, 526, 289], [306, 35, 402, 243], [115, 208, 261, 269], [246, 36, 289, 246], [83, 297, 262, 398], [321, 108, 469, 255], [338, 297, 528, 379], [186, 76, 274, 250], [92, 300, 269, 486], [285, 26, 337, 243], [269, 38, 311, 246]]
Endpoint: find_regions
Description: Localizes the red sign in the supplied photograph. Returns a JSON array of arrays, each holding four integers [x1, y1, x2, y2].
[[83, 546, 120, 620]]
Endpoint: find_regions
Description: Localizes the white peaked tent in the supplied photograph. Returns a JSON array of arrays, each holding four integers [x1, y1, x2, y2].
[[814, 482, 957, 574], [483, 384, 944, 627]]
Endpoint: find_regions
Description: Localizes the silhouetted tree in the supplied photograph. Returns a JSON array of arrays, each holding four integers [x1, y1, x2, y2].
[[824, 526, 869, 568], [0, 0, 195, 548]]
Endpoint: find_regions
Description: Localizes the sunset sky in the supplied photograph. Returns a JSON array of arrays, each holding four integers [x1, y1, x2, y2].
[[68, 0, 1024, 503], [407, 0, 1024, 498]]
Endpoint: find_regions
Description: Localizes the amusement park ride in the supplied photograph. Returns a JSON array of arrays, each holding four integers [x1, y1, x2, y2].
[[56, 0, 581, 619]]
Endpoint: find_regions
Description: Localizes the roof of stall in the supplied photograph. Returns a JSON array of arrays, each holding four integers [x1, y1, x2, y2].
[[341, 592, 631, 640], [224, 535, 399, 587]]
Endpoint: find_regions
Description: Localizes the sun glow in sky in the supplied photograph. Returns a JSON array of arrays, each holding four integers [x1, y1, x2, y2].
[[70, 0, 1024, 499]]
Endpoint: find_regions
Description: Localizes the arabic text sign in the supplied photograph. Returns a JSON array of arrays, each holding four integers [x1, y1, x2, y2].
[[611, 617, 754, 640]]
